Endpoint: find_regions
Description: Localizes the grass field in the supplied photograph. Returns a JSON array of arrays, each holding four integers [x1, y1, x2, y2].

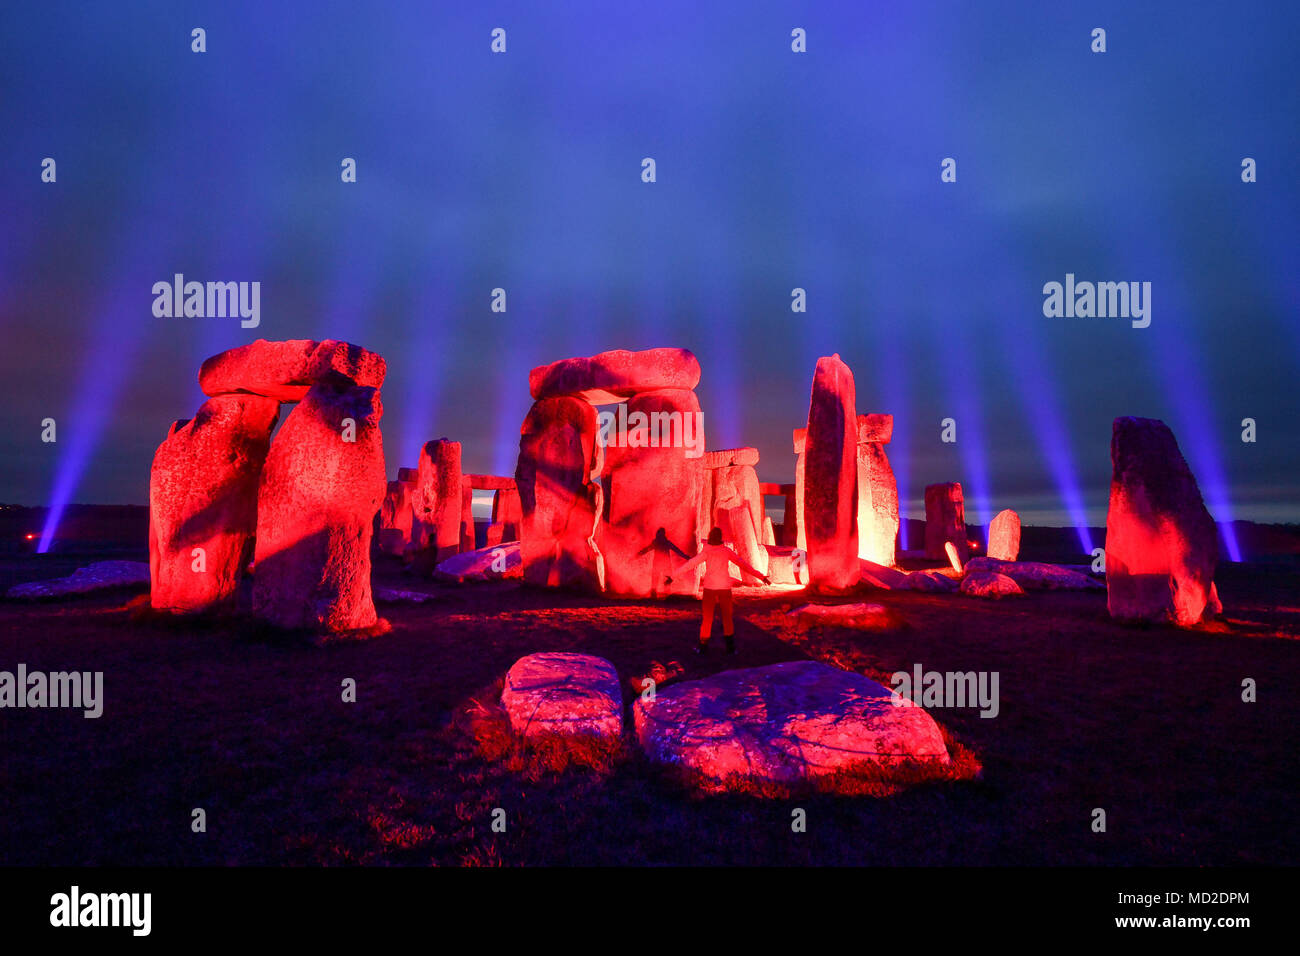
[[1, 552, 1297, 866]]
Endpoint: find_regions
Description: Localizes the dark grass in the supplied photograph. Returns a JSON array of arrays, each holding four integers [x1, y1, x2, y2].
[[1, 554, 1298, 866]]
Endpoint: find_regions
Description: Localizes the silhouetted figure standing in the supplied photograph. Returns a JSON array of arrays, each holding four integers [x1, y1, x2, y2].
[[667, 526, 769, 655], [637, 527, 690, 598]]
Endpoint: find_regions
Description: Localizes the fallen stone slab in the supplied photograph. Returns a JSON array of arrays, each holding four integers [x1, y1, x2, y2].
[[529, 347, 701, 404], [859, 559, 909, 590], [965, 557, 1104, 590], [501, 652, 623, 739], [959, 570, 1024, 598], [6, 561, 151, 600], [901, 570, 959, 592], [788, 602, 904, 630], [634, 661, 949, 790], [373, 588, 437, 604], [434, 541, 522, 583], [199, 338, 386, 402]]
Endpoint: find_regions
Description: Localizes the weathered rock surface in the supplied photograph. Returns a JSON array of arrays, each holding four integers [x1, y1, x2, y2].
[[597, 388, 704, 597], [787, 602, 904, 630], [516, 397, 604, 591], [966, 557, 1104, 591], [1106, 417, 1220, 625], [529, 347, 701, 404], [501, 652, 623, 739], [634, 661, 950, 790], [859, 559, 909, 590], [434, 541, 523, 583], [959, 570, 1024, 598], [8, 561, 151, 600], [486, 486, 523, 547], [411, 439, 463, 567], [802, 354, 859, 592], [199, 338, 385, 402], [765, 546, 809, 586], [987, 509, 1021, 562], [373, 587, 436, 604], [149, 394, 279, 614], [925, 482, 967, 562], [252, 384, 386, 632], [856, 438, 899, 567], [902, 570, 959, 592], [378, 479, 414, 556]]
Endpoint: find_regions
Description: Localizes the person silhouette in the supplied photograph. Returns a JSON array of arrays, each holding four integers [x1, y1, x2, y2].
[[637, 527, 690, 598], [666, 526, 770, 655]]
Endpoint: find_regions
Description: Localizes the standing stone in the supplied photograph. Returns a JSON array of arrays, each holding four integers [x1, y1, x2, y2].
[[598, 388, 705, 596], [459, 478, 475, 553], [1106, 417, 1220, 626], [783, 482, 800, 548], [252, 384, 386, 632], [411, 439, 463, 570], [378, 479, 413, 556], [487, 486, 523, 546], [856, 424, 900, 567], [801, 355, 859, 592], [149, 395, 279, 614], [987, 509, 1021, 562], [925, 482, 968, 562], [516, 397, 603, 591]]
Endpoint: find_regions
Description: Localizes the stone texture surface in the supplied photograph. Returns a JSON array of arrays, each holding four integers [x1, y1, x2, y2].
[[856, 412, 894, 444], [859, 559, 909, 590], [529, 347, 701, 404], [252, 384, 386, 632], [501, 652, 623, 739], [856, 439, 899, 567], [924, 482, 968, 562], [959, 570, 1024, 598], [634, 661, 950, 790], [965, 557, 1104, 591], [149, 394, 279, 614], [411, 439, 463, 568], [987, 509, 1021, 562], [516, 397, 604, 591], [1106, 417, 1220, 625], [199, 338, 385, 402], [597, 388, 704, 597], [8, 561, 151, 600], [944, 540, 964, 573], [802, 354, 859, 592], [765, 546, 808, 586], [433, 541, 522, 583], [378, 479, 414, 556], [902, 570, 959, 592], [787, 602, 904, 630], [486, 486, 523, 547]]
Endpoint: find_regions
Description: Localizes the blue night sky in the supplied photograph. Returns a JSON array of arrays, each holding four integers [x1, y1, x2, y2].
[[2, 1, 1297, 542]]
